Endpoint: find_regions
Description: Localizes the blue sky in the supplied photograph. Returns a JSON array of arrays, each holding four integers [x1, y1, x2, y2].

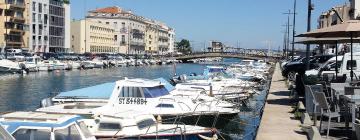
[[71, 0, 349, 51]]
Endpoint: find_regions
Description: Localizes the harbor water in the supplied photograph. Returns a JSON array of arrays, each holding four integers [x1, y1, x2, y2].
[[0, 58, 269, 140]]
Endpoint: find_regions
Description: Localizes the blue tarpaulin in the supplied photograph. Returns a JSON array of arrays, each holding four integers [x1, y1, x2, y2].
[[55, 82, 116, 99]]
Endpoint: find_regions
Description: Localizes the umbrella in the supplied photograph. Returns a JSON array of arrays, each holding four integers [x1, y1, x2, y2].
[[295, 37, 360, 78], [296, 20, 360, 81]]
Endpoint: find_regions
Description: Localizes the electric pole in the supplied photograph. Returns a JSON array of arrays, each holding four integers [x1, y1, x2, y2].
[[283, 10, 294, 60]]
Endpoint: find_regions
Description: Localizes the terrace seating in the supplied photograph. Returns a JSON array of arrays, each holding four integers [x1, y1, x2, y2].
[[314, 91, 343, 138]]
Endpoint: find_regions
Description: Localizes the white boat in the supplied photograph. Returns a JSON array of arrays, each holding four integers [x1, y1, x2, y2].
[[37, 78, 239, 128], [0, 112, 96, 140], [83, 110, 217, 139], [0, 59, 23, 73]]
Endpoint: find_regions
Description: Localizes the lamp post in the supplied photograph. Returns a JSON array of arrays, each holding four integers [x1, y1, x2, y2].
[[305, 0, 313, 70], [291, 0, 297, 61]]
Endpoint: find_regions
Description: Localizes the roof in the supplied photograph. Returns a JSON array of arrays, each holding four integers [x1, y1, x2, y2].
[[90, 6, 131, 14], [55, 82, 116, 99], [0, 112, 81, 134]]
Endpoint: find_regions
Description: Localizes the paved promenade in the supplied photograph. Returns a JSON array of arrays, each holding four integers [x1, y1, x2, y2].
[[256, 63, 307, 140]]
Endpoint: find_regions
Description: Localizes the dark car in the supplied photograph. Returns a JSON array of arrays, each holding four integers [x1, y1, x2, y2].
[[282, 55, 334, 77]]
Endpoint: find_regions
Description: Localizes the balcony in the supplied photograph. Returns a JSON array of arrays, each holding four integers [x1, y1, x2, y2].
[[4, 0, 26, 9], [130, 41, 145, 47]]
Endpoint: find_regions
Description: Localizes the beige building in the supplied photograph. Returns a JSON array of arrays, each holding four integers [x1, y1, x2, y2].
[[145, 22, 158, 54], [71, 19, 117, 54], [0, 0, 29, 51], [318, 4, 352, 29]]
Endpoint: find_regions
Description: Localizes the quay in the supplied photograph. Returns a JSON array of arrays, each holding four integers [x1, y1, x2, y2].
[[256, 63, 307, 140]]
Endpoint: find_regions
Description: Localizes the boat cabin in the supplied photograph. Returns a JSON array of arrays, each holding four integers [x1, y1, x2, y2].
[[0, 112, 96, 140]]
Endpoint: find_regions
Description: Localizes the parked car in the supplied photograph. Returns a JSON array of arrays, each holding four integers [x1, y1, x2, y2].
[[282, 55, 334, 78], [305, 56, 343, 77]]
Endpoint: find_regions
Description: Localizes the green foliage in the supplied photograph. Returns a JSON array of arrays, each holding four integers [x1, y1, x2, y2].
[[63, 0, 70, 4], [176, 39, 192, 54]]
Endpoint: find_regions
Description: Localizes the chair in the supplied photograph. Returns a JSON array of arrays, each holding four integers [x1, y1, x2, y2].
[[313, 91, 342, 138]]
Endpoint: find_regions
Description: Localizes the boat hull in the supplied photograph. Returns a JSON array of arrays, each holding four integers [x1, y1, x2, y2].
[[96, 131, 214, 140], [161, 113, 238, 129]]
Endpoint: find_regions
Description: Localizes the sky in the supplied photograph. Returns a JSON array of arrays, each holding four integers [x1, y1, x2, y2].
[[71, 0, 349, 51]]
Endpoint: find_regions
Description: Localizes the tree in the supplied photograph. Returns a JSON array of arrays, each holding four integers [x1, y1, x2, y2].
[[176, 39, 192, 54]]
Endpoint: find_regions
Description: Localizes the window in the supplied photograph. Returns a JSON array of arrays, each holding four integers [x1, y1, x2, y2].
[[12, 129, 51, 140], [38, 3, 42, 13], [137, 119, 155, 129], [54, 124, 81, 140], [156, 103, 174, 108], [99, 123, 122, 131], [142, 86, 169, 98], [32, 2, 36, 11], [32, 13, 36, 22], [120, 87, 142, 97], [346, 60, 357, 70], [44, 14, 48, 24]]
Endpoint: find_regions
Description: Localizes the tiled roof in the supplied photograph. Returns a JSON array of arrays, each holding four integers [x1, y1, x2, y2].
[[91, 6, 125, 14]]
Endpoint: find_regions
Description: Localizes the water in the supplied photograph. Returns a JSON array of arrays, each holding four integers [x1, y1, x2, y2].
[[0, 58, 268, 140]]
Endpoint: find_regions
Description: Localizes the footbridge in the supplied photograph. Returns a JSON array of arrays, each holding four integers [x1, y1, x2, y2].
[[173, 52, 281, 62]]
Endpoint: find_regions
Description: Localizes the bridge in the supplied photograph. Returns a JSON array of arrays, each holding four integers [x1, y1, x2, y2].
[[173, 52, 281, 62]]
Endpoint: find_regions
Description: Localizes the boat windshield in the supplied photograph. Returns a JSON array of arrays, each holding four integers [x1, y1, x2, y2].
[[142, 86, 169, 98], [54, 124, 82, 140], [0, 125, 14, 140]]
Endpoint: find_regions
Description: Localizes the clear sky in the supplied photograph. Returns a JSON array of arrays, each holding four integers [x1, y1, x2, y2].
[[71, 0, 349, 51]]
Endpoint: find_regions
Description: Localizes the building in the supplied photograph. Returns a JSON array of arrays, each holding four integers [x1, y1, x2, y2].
[[318, 4, 352, 29], [86, 6, 175, 55], [71, 19, 117, 54], [28, 0, 70, 53], [86, 6, 146, 55], [0, 0, 30, 51], [168, 28, 175, 54], [209, 41, 224, 52], [144, 21, 158, 54]]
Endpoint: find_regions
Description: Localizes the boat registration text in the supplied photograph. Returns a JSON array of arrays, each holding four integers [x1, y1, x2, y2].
[[119, 98, 147, 105]]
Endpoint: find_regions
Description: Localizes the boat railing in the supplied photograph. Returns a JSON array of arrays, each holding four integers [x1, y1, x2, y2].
[[158, 97, 176, 102]]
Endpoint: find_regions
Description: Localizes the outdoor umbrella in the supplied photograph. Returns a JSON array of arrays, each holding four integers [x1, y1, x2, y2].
[[295, 37, 360, 78], [296, 20, 360, 81]]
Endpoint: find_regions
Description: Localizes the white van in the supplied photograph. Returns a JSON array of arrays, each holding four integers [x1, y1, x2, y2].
[[338, 52, 360, 81]]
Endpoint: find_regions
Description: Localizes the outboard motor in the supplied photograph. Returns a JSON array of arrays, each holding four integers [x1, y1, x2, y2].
[[19, 63, 29, 74], [40, 97, 54, 108]]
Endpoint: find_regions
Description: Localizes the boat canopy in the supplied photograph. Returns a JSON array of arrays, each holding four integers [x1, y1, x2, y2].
[[143, 86, 169, 98], [55, 82, 116, 99], [154, 78, 175, 92]]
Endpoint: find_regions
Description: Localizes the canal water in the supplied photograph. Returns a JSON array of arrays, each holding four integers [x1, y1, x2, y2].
[[0, 58, 267, 140]]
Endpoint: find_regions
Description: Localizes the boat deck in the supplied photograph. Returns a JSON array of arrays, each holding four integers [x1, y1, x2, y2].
[[256, 63, 307, 140]]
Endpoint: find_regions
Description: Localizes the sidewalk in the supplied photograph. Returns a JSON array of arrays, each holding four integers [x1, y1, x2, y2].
[[256, 63, 307, 140]]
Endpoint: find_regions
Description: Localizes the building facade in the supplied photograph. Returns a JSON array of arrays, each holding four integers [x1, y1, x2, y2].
[[318, 4, 352, 29], [209, 41, 224, 52], [86, 6, 175, 55], [28, 0, 70, 53], [71, 19, 117, 54], [0, 0, 29, 51]]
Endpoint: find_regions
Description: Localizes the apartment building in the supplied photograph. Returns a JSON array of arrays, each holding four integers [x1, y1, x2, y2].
[[28, 0, 69, 53], [0, 0, 29, 51], [71, 19, 117, 54], [87, 6, 175, 55]]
